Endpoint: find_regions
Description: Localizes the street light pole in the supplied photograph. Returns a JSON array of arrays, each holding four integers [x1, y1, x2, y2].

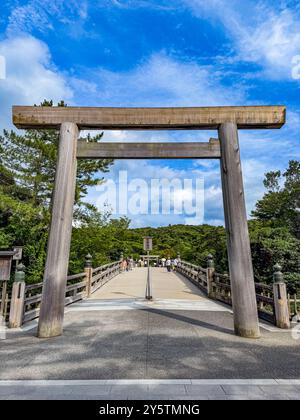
[[145, 250, 152, 300], [143, 237, 153, 300]]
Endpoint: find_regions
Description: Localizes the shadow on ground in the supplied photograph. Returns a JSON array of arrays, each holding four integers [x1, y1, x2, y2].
[[0, 309, 300, 380], [1, 308, 299, 380]]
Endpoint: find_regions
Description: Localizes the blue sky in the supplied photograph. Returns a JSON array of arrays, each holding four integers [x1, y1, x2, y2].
[[0, 0, 299, 227]]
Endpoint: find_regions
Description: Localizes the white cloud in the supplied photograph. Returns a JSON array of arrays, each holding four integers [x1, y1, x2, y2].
[[6, 0, 91, 37], [72, 52, 246, 107], [239, 10, 300, 78], [241, 158, 270, 216], [0, 25, 295, 228], [5, 0, 300, 81], [103, 0, 175, 10], [7, 3, 53, 34], [0, 35, 73, 129], [184, 0, 300, 79], [75, 51, 246, 153], [88, 156, 223, 227], [110, 159, 186, 181]]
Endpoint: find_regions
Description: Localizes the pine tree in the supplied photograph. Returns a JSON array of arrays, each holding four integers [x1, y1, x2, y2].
[[0, 100, 113, 281], [252, 160, 300, 238]]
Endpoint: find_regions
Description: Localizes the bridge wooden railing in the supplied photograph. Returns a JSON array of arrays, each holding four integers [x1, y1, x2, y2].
[[8, 257, 121, 328], [211, 272, 232, 305], [22, 271, 87, 324], [288, 293, 300, 318], [254, 283, 275, 324], [176, 257, 292, 329], [211, 273, 275, 323], [91, 261, 121, 294], [175, 260, 207, 294]]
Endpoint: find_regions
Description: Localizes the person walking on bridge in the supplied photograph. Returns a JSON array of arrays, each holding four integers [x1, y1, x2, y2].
[[166, 257, 171, 272], [121, 258, 127, 273], [126, 257, 131, 271]]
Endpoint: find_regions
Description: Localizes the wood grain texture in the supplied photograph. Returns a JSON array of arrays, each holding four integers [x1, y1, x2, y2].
[[9, 282, 26, 328], [273, 283, 291, 329], [37, 122, 78, 338], [13, 105, 286, 130], [85, 267, 93, 298], [206, 267, 216, 299], [77, 140, 221, 159], [219, 122, 261, 339]]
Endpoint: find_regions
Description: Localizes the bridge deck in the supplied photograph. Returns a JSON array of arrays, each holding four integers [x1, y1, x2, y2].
[[92, 267, 207, 300], [79, 267, 228, 312]]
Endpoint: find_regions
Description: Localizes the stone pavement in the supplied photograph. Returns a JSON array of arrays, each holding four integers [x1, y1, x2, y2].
[[0, 379, 300, 400], [0, 268, 299, 400]]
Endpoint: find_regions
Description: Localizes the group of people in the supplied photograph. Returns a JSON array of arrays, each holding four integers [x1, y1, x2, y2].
[[120, 256, 180, 272], [162, 257, 180, 272], [120, 257, 134, 272], [138, 257, 180, 272]]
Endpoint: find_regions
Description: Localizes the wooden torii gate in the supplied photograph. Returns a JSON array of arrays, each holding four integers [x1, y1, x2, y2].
[[13, 105, 286, 339]]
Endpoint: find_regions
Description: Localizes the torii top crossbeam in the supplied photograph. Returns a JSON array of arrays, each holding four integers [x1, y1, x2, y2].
[[13, 105, 286, 130]]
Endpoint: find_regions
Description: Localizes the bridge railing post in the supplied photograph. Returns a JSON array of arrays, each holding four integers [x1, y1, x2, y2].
[[84, 254, 93, 298], [206, 254, 215, 299], [273, 264, 290, 329], [9, 263, 26, 328], [119, 252, 124, 273], [177, 254, 181, 267]]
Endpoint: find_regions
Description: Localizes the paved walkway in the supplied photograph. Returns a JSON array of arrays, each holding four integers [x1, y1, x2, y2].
[[1, 268, 299, 400], [92, 267, 208, 300], [74, 268, 231, 312]]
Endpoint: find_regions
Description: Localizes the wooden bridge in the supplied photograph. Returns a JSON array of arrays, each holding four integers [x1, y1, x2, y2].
[[5, 256, 294, 332]]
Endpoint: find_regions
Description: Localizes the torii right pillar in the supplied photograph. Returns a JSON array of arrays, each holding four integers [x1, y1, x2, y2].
[[219, 122, 261, 339]]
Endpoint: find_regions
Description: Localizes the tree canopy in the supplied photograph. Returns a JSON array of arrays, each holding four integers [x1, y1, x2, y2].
[[252, 160, 300, 238], [0, 100, 113, 281]]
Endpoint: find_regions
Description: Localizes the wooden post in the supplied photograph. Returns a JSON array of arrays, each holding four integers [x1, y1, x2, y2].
[[294, 294, 298, 316], [0, 281, 8, 316], [219, 122, 260, 338], [120, 252, 124, 273], [273, 264, 290, 329], [37, 122, 79, 338], [85, 254, 93, 298], [206, 254, 216, 299], [9, 263, 26, 328]]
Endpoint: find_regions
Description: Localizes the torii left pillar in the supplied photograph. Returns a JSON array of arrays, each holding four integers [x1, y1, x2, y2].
[[38, 122, 78, 338]]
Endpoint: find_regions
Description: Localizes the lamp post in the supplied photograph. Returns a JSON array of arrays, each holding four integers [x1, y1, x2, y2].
[[13, 246, 23, 262], [143, 237, 153, 300]]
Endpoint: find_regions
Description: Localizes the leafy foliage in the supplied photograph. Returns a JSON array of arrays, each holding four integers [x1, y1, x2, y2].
[[249, 221, 300, 293], [0, 100, 113, 282], [252, 160, 300, 238]]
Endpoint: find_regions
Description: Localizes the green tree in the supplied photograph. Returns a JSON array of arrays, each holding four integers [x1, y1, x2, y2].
[[252, 160, 300, 238], [0, 100, 113, 282], [249, 220, 300, 293]]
